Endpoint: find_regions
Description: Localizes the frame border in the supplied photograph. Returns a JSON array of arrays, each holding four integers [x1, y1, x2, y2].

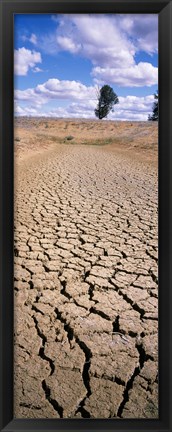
[[0, 1, 172, 431]]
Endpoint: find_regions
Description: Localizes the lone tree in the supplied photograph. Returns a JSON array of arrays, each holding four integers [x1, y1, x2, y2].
[[148, 91, 158, 121], [95, 85, 119, 120]]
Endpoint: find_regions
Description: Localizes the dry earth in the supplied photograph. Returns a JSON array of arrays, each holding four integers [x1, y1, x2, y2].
[[14, 118, 158, 419]]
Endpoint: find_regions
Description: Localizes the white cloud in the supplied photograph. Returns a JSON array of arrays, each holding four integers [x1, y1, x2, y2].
[[15, 88, 155, 121], [23, 15, 157, 87], [55, 15, 136, 68], [56, 36, 81, 53], [37, 33, 59, 55], [14, 103, 24, 114], [29, 33, 37, 45], [112, 94, 154, 119], [14, 47, 42, 76], [37, 14, 158, 88], [32, 67, 43, 73], [14, 100, 38, 115], [21, 33, 38, 45], [92, 62, 158, 87], [15, 87, 47, 106], [118, 14, 158, 55], [18, 16, 157, 86], [15, 78, 97, 104]]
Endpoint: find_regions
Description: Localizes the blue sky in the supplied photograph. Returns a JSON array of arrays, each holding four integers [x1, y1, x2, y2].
[[14, 14, 158, 120]]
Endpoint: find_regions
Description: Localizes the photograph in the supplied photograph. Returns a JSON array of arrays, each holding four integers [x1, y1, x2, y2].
[[13, 13, 159, 420]]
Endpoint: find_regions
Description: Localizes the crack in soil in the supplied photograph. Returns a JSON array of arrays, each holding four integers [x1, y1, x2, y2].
[[89, 306, 111, 321], [14, 126, 158, 419], [42, 380, 63, 417], [32, 314, 55, 376], [20, 402, 41, 410], [54, 307, 92, 416], [110, 282, 146, 319], [117, 339, 154, 417]]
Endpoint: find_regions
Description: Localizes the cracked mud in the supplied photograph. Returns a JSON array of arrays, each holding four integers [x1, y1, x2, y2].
[[14, 119, 158, 419]]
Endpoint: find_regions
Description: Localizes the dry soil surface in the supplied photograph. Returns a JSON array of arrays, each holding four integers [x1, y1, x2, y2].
[[14, 119, 158, 419]]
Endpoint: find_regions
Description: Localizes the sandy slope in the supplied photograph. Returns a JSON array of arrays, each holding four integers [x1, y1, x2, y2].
[[14, 119, 158, 419]]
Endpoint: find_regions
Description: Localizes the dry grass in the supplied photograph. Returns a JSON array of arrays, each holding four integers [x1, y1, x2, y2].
[[14, 117, 158, 165]]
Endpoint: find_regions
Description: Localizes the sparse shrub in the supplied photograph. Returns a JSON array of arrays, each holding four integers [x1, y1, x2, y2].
[[65, 135, 74, 141], [15, 137, 20, 142]]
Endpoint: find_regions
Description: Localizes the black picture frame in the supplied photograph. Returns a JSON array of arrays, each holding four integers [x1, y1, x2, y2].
[[0, 0, 172, 431]]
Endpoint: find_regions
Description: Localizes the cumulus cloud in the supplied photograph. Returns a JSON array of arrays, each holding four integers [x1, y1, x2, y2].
[[15, 78, 97, 104], [17, 16, 158, 85], [56, 15, 135, 67], [14, 15, 158, 120], [118, 14, 158, 55], [14, 47, 42, 76], [15, 87, 47, 106], [14, 103, 24, 115], [24, 15, 157, 86], [92, 62, 158, 87], [37, 14, 158, 87], [111, 94, 154, 120], [56, 36, 81, 53], [14, 83, 154, 121], [66, 94, 154, 120]]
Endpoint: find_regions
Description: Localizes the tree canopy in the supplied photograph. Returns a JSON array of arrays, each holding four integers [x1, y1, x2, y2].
[[148, 91, 158, 121], [95, 85, 119, 120]]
